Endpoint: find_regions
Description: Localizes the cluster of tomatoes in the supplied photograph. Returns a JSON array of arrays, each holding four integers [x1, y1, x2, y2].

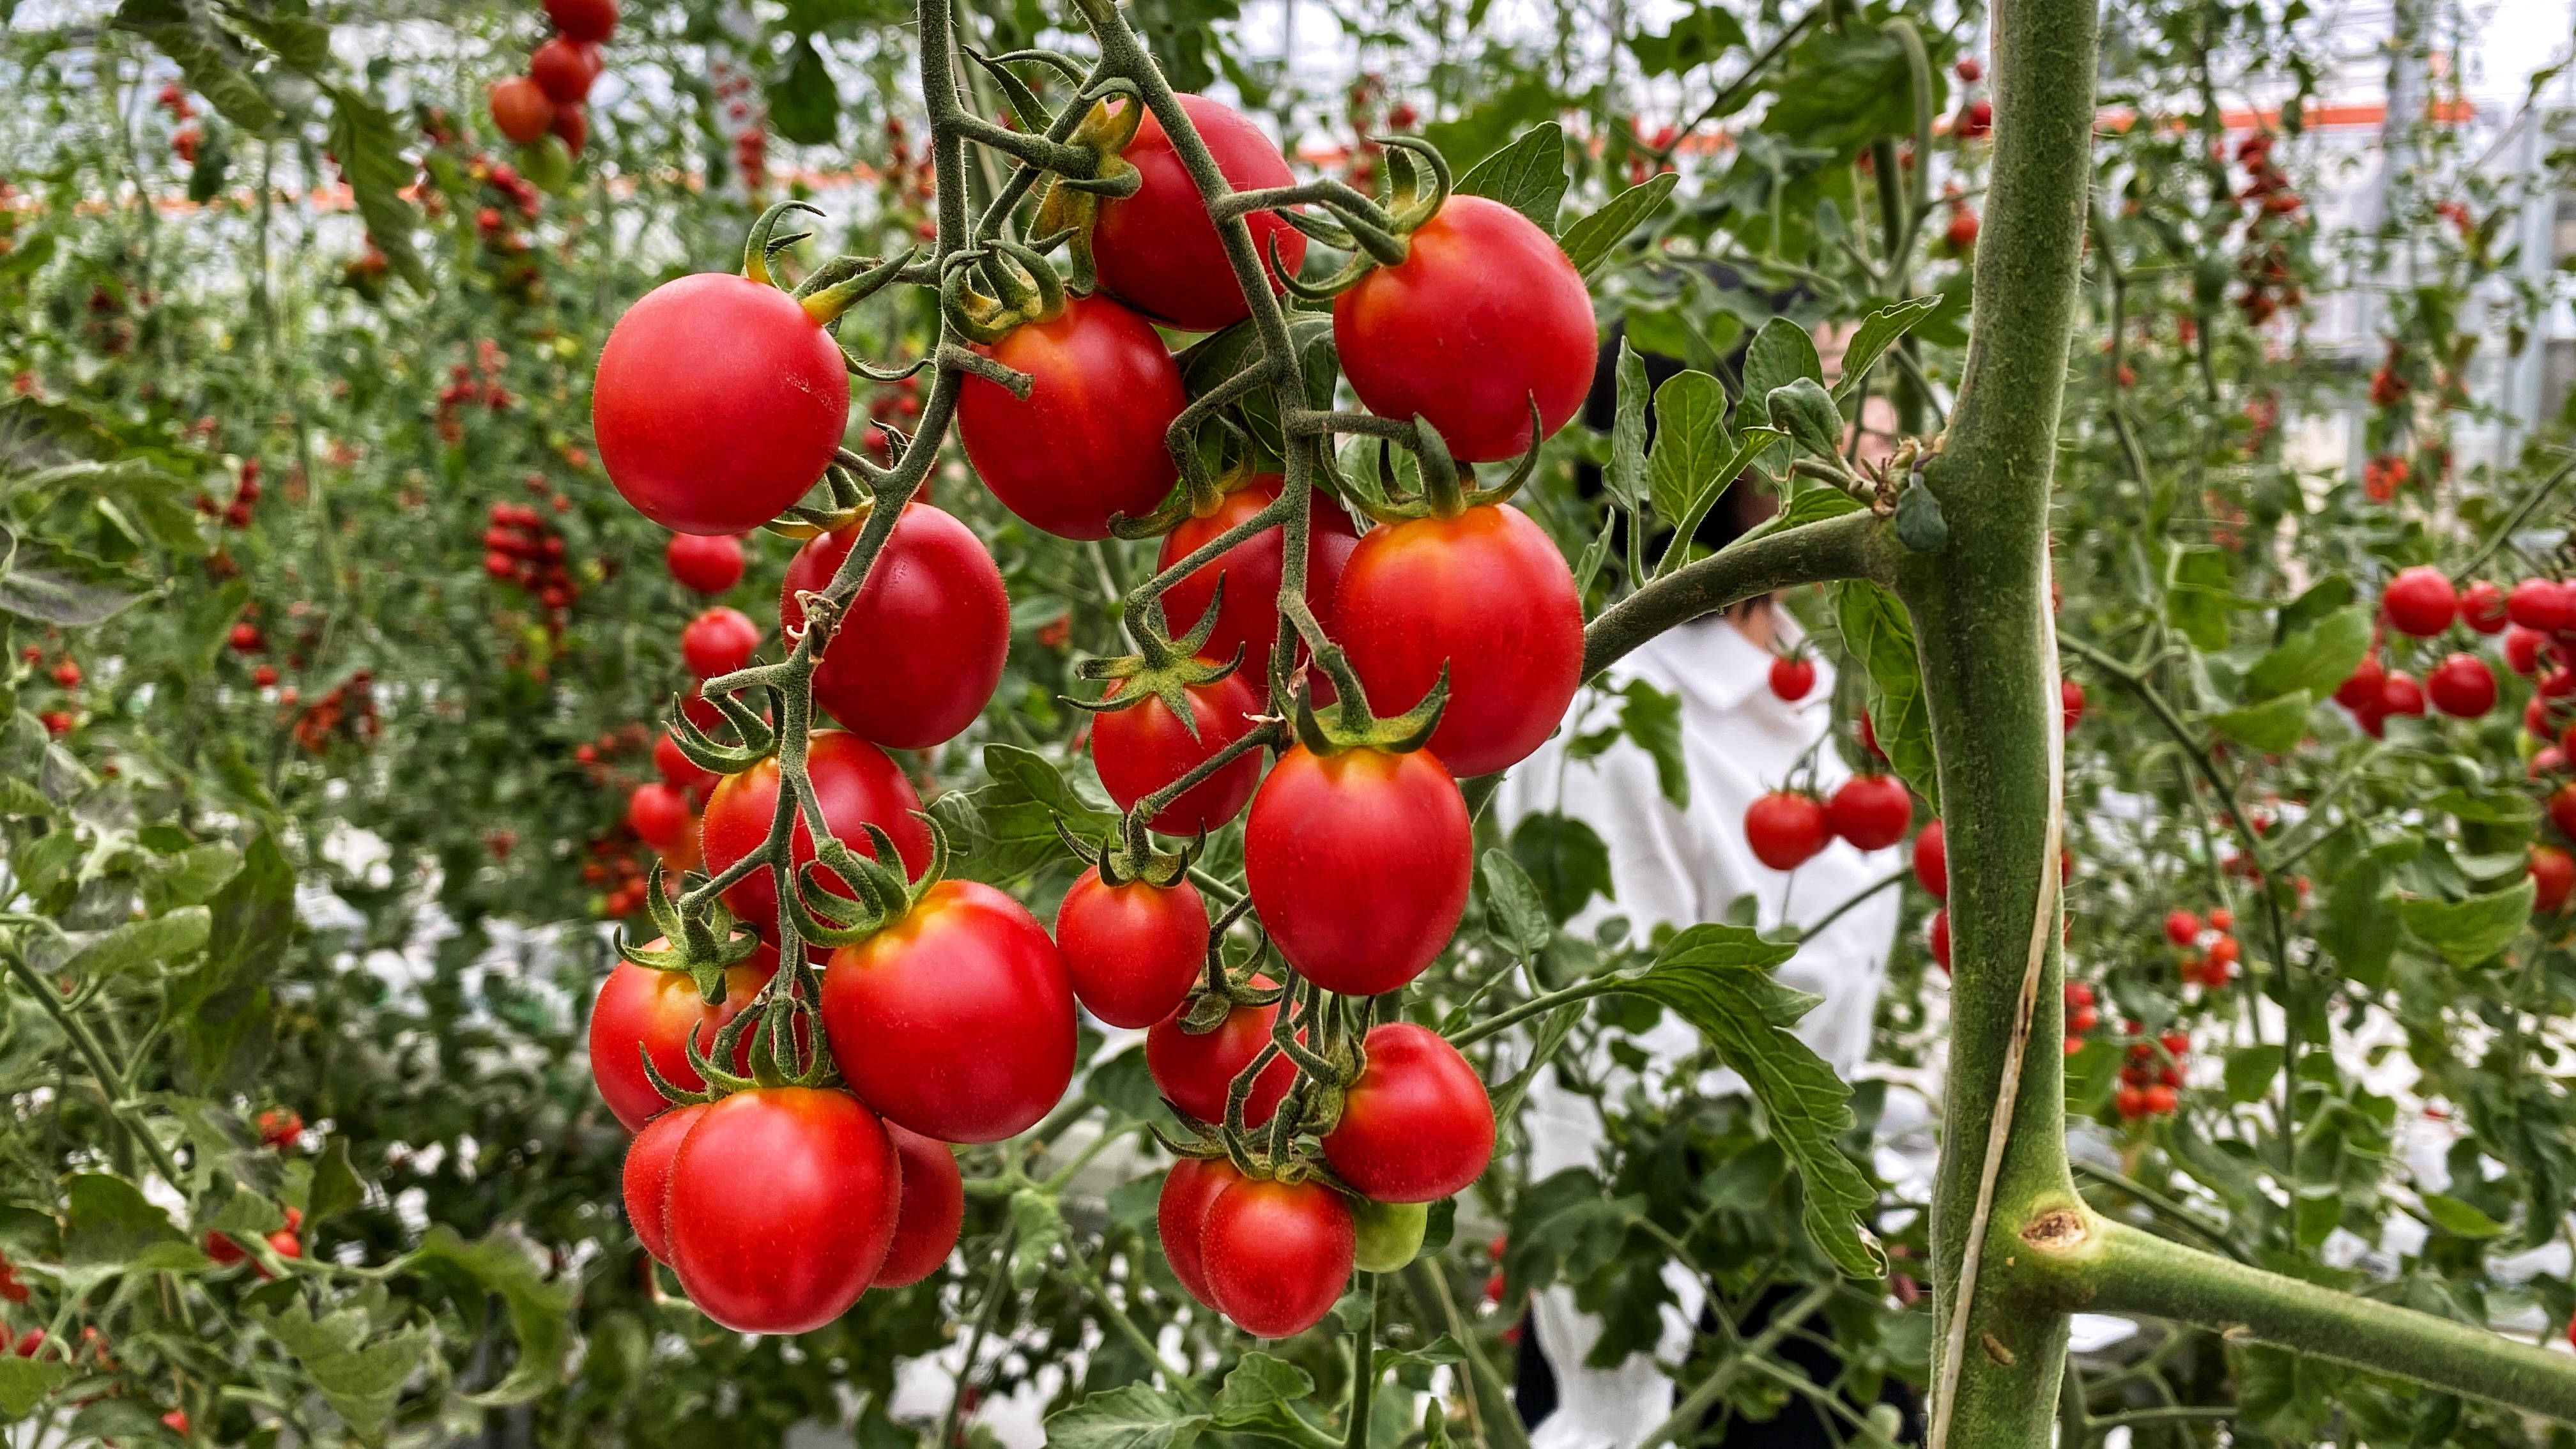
[[285, 669, 381, 756], [192, 457, 263, 530], [2327, 567, 2511, 735], [1744, 772, 1917, 871], [21, 646, 79, 738], [2163, 907, 2241, 990], [438, 337, 520, 444], [482, 495, 583, 625], [486, 0, 615, 156], [2113, 1029, 2192, 1121], [581, 833, 661, 920], [157, 82, 201, 166], [2232, 132, 2306, 326], [716, 68, 768, 195]]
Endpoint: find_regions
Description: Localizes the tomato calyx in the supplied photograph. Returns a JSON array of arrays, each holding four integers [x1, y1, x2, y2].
[[1286, 640, 1448, 758], [940, 240, 1070, 348], [1268, 136, 1453, 301], [1054, 815, 1202, 891], [618, 862, 768, 1000], [1027, 86, 1154, 294], [786, 811, 955, 949], [740, 199, 916, 328], [664, 679, 779, 776]]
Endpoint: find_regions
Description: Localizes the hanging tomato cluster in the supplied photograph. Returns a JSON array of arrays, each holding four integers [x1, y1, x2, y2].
[[485, 0, 615, 156], [481, 497, 581, 629]]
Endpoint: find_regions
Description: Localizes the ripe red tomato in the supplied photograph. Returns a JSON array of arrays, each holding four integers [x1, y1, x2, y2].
[[822, 880, 1077, 1143], [2550, 783, 2576, 840], [2531, 746, 2566, 779], [1091, 670, 1264, 836], [682, 606, 762, 678], [1145, 976, 1296, 1126], [2508, 625, 2549, 677], [2382, 565, 2457, 637], [2460, 580, 2508, 633], [1156, 1155, 1244, 1307], [588, 940, 777, 1131], [2061, 678, 2086, 732], [594, 273, 848, 535], [1824, 774, 1911, 851], [1243, 746, 1471, 996], [1333, 195, 1595, 463], [551, 102, 588, 157], [627, 782, 691, 850], [875, 1123, 965, 1288], [546, 0, 617, 41], [2508, 579, 2571, 633], [655, 730, 716, 797], [2333, 652, 2387, 708], [1335, 503, 1583, 778], [622, 1103, 705, 1262], [1912, 820, 1947, 898], [530, 37, 602, 103], [2425, 652, 2496, 717], [2533, 845, 2575, 914], [1945, 209, 1981, 249], [1929, 908, 1951, 972], [1202, 1176, 1354, 1338], [783, 504, 1008, 750], [1155, 477, 1359, 692], [2163, 910, 2201, 947], [1319, 1023, 1494, 1203], [2380, 671, 2426, 717], [1769, 655, 1816, 702], [2142, 1083, 2179, 1115], [1055, 868, 1209, 1029], [960, 295, 1186, 540], [1092, 94, 1306, 333], [489, 77, 555, 144], [700, 733, 930, 935], [664, 1087, 899, 1333], [1745, 792, 1829, 871], [666, 533, 745, 595]]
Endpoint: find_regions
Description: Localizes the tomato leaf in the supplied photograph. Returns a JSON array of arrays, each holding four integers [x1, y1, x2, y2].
[[65, 907, 209, 980], [2207, 691, 2312, 756], [2418, 1192, 2509, 1240], [111, 0, 279, 131], [1738, 319, 1825, 440], [257, 1300, 431, 1441], [1765, 378, 1843, 460], [406, 1225, 574, 1406], [1602, 339, 1651, 515], [1008, 1188, 1069, 1289], [1453, 122, 1568, 234], [1618, 679, 1689, 809], [1506, 812, 1612, 924], [931, 745, 1119, 884], [1478, 849, 1554, 956], [1045, 1384, 1206, 1449], [1630, 4, 1747, 77], [0, 1358, 71, 1420], [1643, 369, 1729, 530], [169, 832, 294, 1094], [2244, 605, 2369, 703], [305, 1137, 367, 1228], [1830, 581, 1938, 810], [323, 83, 431, 293], [64, 1173, 188, 1271], [0, 528, 151, 626], [1560, 172, 1678, 278], [2397, 877, 2534, 968], [1209, 1353, 1314, 1426], [767, 36, 840, 146], [1830, 296, 1942, 401]]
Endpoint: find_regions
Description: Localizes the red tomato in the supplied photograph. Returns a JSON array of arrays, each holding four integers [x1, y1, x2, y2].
[[822, 880, 1077, 1143], [622, 1102, 705, 1262], [783, 504, 1008, 750], [551, 102, 588, 157], [530, 37, 602, 103], [2380, 671, 2426, 717], [1769, 656, 1816, 702], [2333, 652, 2387, 708], [1145, 976, 1296, 1126], [682, 606, 762, 678], [1912, 820, 1947, 898], [2508, 625, 2549, 677], [1823, 774, 1912, 851], [1319, 1023, 1494, 1202], [2509, 578, 2571, 632], [594, 273, 848, 535], [1334, 196, 1595, 463], [545, 0, 617, 41], [1242, 746, 1471, 996], [1202, 1177, 1353, 1338], [1155, 477, 1359, 692], [2552, 783, 2576, 841], [655, 730, 715, 797], [874, 1123, 965, 1288], [1745, 792, 1828, 871], [1156, 1156, 1244, 1307], [2163, 910, 2200, 947], [1929, 908, 1951, 972], [2426, 652, 2496, 717], [2382, 566, 2457, 637], [1091, 670, 1264, 836], [2533, 846, 2575, 914], [627, 782, 691, 850], [666, 533, 745, 595], [2460, 579, 2508, 633], [1334, 504, 1583, 778], [700, 733, 931, 936], [665, 1088, 899, 1333], [960, 295, 1185, 540], [1055, 868, 1209, 1029], [489, 77, 555, 145], [2061, 679, 2087, 732], [1093, 94, 1306, 333], [588, 940, 778, 1131]]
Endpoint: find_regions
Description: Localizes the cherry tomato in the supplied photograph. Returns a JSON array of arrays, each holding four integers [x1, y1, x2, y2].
[[594, 273, 848, 535], [2551, 783, 2576, 841], [822, 880, 1077, 1143], [2061, 679, 2087, 732], [665, 1087, 899, 1333], [489, 77, 555, 145], [666, 533, 745, 595], [656, 730, 716, 797], [1320, 1023, 1494, 1203], [1243, 746, 1471, 996], [1146, 976, 1296, 1126], [1091, 669, 1264, 835], [1912, 820, 1947, 898], [874, 1123, 965, 1288], [783, 504, 1009, 751], [1745, 792, 1828, 871], [2380, 671, 2426, 717], [2508, 626, 2549, 677], [2460, 579, 2508, 633], [1335, 503, 1583, 778], [2510, 578, 2572, 632], [2333, 652, 2387, 708], [1333, 195, 1595, 463], [627, 782, 691, 851], [960, 295, 1186, 540], [1056, 868, 1209, 1029], [622, 1102, 705, 1262], [588, 939, 778, 1131], [2381, 565, 2457, 637], [1155, 477, 1359, 692], [1092, 94, 1307, 333], [1202, 1176, 1353, 1338], [1769, 656, 1816, 702], [530, 37, 602, 103], [1823, 774, 1912, 852], [545, 0, 617, 41], [700, 733, 931, 936], [2426, 652, 2496, 717], [2163, 910, 2200, 947], [1156, 1156, 1244, 1307], [2533, 845, 2575, 914], [1929, 908, 1951, 972], [682, 606, 762, 678], [551, 102, 588, 157]]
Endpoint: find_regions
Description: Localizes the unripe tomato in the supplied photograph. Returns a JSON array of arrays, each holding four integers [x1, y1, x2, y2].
[[2533, 845, 2575, 914], [1745, 792, 1829, 871], [1156, 1155, 1244, 1307], [2380, 670, 2426, 717], [588, 940, 778, 1131], [1350, 1199, 1429, 1273], [2333, 652, 2387, 709], [874, 1123, 965, 1288], [1146, 976, 1296, 1126], [1333, 196, 1595, 463], [2425, 652, 2496, 717], [1335, 503, 1583, 778], [682, 606, 762, 678], [1823, 774, 1911, 851], [1155, 477, 1359, 692], [656, 730, 716, 797], [1202, 1177, 1354, 1338], [1929, 908, 1951, 972], [530, 37, 602, 103], [783, 505, 1009, 750], [1091, 670, 1265, 836], [1092, 94, 1306, 333], [666, 533, 746, 595], [2508, 579, 2571, 633], [2381, 566, 2457, 637], [2460, 579, 2508, 634], [1769, 655, 1815, 702], [1243, 746, 1471, 996], [2508, 625, 2548, 677], [822, 880, 1077, 1143], [665, 1087, 899, 1333], [1912, 820, 1947, 898], [594, 273, 848, 535], [960, 295, 1186, 540], [1320, 1023, 1494, 1203], [545, 0, 617, 42], [2163, 910, 2200, 947], [621, 1103, 705, 1262], [489, 77, 555, 144], [1055, 868, 1209, 1029], [627, 782, 691, 850], [700, 733, 931, 936]]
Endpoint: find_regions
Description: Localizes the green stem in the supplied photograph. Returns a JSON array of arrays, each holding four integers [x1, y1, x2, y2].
[[2452, 452, 2576, 583], [1068, 1245, 1202, 1404], [3, 949, 184, 1185], [1635, 1283, 1838, 1449], [1584, 509, 1893, 678], [1446, 976, 1623, 1052], [1343, 1273, 1379, 1449], [938, 1229, 1017, 1449]]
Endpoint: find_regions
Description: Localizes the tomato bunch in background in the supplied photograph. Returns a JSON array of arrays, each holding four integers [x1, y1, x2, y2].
[[482, 496, 582, 630], [486, 0, 615, 157]]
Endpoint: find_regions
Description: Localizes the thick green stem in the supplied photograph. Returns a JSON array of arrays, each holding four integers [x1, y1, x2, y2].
[[1343, 1273, 1378, 1449], [1583, 509, 1893, 678]]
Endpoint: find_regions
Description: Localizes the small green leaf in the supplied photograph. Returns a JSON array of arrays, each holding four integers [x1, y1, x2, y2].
[[1630, 4, 1746, 76], [1892, 478, 1947, 552], [1831, 296, 1943, 401], [64, 1174, 187, 1269], [1764, 378, 1843, 459], [1832, 581, 1937, 809], [113, 0, 279, 131], [1045, 1385, 1206, 1449], [306, 1137, 365, 1227], [2398, 878, 2536, 968], [323, 84, 431, 291], [2244, 606, 2370, 703], [1618, 680, 1689, 809], [1738, 318, 1825, 432], [1478, 850, 1553, 956], [1508, 813, 1613, 924], [170, 833, 294, 1094], [1008, 1188, 1068, 1289], [1559, 173, 1677, 277], [1453, 122, 1568, 234], [2207, 691, 2312, 756], [2418, 1192, 2508, 1239], [1602, 340, 1650, 513], [2223, 1045, 2282, 1103], [66, 907, 210, 979], [934, 745, 1119, 884], [206, 1188, 285, 1241], [0, 1357, 70, 1420], [767, 36, 840, 146], [1644, 370, 1730, 528], [1209, 1353, 1315, 1425], [259, 1301, 430, 1441], [405, 1225, 574, 1406]]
